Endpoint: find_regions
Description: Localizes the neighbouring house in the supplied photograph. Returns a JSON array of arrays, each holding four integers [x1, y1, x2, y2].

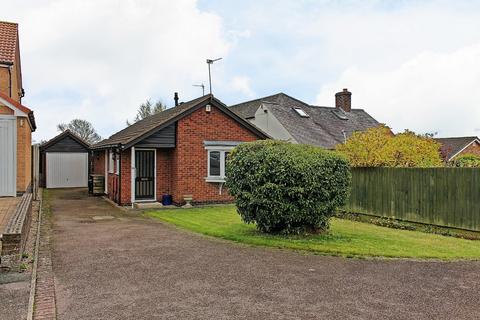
[[91, 94, 268, 206], [0, 21, 36, 196], [229, 89, 380, 149], [435, 136, 480, 162], [39, 130, 90, 189]]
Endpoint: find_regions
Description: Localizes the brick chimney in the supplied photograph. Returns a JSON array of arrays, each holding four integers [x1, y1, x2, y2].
[[335, 88, 351, 112]]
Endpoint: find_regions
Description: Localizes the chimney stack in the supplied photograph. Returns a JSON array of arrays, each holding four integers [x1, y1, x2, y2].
[[174, 92, 179, 107], [335, 88, 351, 112]]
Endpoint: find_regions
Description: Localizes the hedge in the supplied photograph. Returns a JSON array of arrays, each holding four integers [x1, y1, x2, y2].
[[225, 140, 351, 234]]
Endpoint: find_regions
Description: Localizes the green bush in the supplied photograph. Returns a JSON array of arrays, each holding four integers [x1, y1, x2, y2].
[[225, 140, 351, 234], [452, 154, 480, 167]]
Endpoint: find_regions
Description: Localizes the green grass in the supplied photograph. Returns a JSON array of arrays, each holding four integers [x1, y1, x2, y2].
[[146, 205, 480, 260]]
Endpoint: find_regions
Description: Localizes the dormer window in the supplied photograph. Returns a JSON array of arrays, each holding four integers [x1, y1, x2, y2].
[[293, 107, 309, 118]]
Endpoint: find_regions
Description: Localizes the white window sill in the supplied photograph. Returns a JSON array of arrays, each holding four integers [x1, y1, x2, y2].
[[205, 177, 226, 183]]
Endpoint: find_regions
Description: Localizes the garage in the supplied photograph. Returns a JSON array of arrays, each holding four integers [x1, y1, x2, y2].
[[40, 130, 90, 188]]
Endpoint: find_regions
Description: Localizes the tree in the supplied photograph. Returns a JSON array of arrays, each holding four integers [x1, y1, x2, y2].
[[226, 140, 351, 234], [336, 125, 443, 167], [57, 119, 102, 144], [126, 99, 166, 126]]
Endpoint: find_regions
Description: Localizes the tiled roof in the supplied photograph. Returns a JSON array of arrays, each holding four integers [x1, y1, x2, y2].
[[0, 21, 18, 64], [229, 93, 380, 149], [94, 94, 268, 149], [434, 136, 480, 161]]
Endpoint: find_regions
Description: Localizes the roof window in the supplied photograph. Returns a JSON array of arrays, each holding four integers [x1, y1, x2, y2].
[[293, 107, 309, 118]]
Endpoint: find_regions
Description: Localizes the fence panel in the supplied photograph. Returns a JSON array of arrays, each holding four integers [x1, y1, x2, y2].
[[345, 167, 480, 231]]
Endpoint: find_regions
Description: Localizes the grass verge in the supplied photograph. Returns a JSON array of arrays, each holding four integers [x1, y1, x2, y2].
[[146, 205, 480, 260]]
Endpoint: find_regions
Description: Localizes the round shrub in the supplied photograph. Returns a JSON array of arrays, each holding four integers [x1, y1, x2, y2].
[[225, 140, 351, 234]]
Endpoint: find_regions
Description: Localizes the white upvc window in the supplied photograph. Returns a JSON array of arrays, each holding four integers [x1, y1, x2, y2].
[[108, 151, 114, 173], [206, 150, 232, 182], [204, 141, 242, 182]]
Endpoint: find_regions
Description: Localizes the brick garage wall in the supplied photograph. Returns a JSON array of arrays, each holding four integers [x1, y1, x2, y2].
[[16, 117, 32, 193], [0, 104, 14, 114], [459, 141, 480, 157], [171, 105, 259, 204], [0, 67, 10, 97], [91, 150, 106, 174]]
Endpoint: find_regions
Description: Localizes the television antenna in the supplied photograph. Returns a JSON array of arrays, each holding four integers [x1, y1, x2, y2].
[[206, 58, 222, 94], [193, 84, 205, 96]]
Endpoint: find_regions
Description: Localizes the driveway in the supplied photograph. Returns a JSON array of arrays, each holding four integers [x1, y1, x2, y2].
[[49, 188, 480, 320]]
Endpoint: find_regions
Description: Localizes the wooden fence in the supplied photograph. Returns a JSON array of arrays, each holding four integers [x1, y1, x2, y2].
[[345, 167, 480, 232]]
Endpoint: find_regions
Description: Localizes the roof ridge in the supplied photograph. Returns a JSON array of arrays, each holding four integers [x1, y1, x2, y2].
[[229, 92, 287, 108], [0, 20, 19, 25]]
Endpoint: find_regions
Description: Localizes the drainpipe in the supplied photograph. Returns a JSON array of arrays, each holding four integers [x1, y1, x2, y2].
[[104, 150, 108, 194], [131, 146, 135, 208], [7, 65, 12, 97], [118, 144, 122, 206]]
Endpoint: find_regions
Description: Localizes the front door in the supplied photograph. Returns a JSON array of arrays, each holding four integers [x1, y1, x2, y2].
[[135, 150, 155, 200]]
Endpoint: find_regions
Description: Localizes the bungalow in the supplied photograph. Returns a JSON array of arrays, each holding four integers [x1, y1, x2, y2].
[[435, 136, 480, 162], [229, 89, 380, 149], [91, 94, 268, 206]]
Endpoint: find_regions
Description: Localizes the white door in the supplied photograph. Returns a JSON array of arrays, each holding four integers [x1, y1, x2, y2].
[[46, 152, 88, 188], [0, 117, 16, 196]]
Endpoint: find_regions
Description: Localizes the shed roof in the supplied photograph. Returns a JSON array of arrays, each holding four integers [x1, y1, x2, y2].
[[40, 130, 91, 151]]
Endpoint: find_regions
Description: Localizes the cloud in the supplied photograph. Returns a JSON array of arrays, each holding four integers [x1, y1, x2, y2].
[[3, 0, 230, 140], [316, 44, 480, 136], [230, 76, 255, 97]]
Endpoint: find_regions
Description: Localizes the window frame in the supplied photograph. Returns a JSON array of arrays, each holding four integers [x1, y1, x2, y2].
[[205, 146, 235, 182], [108, 150, 114, 174], [115, 155, 120, 175]]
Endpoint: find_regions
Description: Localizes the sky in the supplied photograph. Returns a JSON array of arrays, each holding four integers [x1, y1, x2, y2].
[[2, 0, 480, 141]]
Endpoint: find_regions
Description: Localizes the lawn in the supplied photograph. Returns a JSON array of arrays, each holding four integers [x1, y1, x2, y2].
[[146, 205, 480, 260]]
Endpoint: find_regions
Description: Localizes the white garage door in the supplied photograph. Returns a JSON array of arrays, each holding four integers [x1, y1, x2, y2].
[[0, 117, 16, 196], [46, 152, 88, 188]]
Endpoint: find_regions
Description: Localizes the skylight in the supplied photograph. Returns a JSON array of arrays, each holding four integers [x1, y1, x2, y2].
[[293, 107, 309, 118]]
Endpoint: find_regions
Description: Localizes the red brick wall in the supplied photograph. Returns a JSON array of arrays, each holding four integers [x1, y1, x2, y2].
[[119, 149, 131, 205], [171, 104, 259, 204], [157, 149, 173, 199], [91, 151, 105, 174]]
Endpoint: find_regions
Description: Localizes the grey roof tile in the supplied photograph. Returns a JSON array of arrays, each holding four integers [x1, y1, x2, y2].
[[229, 93, 380, 149]]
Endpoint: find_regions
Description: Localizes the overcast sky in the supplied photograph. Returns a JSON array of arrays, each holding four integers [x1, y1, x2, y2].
[[3, 0, 480, 141]]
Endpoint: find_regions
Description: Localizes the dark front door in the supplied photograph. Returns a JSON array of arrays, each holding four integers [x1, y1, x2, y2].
[[135, 150, 155, 200]]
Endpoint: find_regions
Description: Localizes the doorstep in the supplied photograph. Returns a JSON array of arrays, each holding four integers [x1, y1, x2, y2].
[[134, 202, 168, 209]]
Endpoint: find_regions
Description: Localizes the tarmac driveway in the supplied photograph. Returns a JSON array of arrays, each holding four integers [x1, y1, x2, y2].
[[49, 188, 480, 320]]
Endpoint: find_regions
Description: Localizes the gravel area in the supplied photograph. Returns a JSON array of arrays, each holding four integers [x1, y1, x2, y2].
[[49, 188, 480, 320]]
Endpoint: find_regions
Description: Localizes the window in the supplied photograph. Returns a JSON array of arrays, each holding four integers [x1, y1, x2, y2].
[[204, 141, 242, 182], [207, 150, 231, 182], [108, 151, 114, 173], [293, 107, 309, 118]]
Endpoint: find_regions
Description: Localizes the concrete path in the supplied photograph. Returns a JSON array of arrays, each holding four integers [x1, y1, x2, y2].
[[0, 272, 30, 319], [49, 188, 480, 320]]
